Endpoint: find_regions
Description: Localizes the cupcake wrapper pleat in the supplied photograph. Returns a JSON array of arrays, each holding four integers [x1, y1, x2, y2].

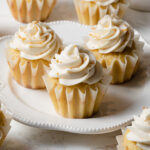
[[43, 75, 109, 118], [74, 0, 128, 25], [7, 0, 56, 23], [116, 128, 127, 150], [116, 135, 124, 150], [97, 37, 144, 84], [7, 50, 49, 89], [108, 53, 139, 84]]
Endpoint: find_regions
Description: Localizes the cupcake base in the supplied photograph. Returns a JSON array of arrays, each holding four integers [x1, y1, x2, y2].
[[43, 75, 108, 118], [7, 48, 49, 89], [74, 0, 128, 25], [7, 0, 57, 23], [93, 49, 139, 84], [90, 37, 144, 84]]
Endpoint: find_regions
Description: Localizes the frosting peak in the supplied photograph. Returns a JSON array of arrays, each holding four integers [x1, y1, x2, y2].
[[49, 44, 103, 86], [87, 15, 134, 54], [127, 108, 150, 150], [10, 21, 61, 60]]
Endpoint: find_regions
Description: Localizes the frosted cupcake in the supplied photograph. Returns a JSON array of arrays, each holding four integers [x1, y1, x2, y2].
[[74, 0, 128, 25], [86, 15, 144, 84], [117, 108, 150, 150], [0, 104, 11, 146], [7, 0, 57, 23], [7, 21, 61, 89], [43, 44, 109, 118]]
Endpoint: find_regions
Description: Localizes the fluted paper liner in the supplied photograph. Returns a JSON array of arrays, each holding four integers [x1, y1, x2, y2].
[[0, 104, 11, 146], [92, 36, 144, 84], [43, 73, 110, 118], [6, 48, 49, 89], [74, 0, 128, 25], [116, 135, 124, 150], [116, 128, 126, 150], [7, 0, 56, 23]]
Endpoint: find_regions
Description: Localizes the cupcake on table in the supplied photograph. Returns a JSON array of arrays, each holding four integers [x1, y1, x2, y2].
[[7, 0, 57, 23], [74, 0, 128, 25], [43, 44, 110, 118], [117, 108, 150, 150], [6, 21, 62, 89], [0, 104, 11, 146], [86, 15, 144, 84]]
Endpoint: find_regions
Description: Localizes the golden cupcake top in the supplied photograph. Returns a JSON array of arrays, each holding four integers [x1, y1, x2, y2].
[[48, 44, 104, 86], [9, 21, 61, 60], [87, 15, 134, 54]]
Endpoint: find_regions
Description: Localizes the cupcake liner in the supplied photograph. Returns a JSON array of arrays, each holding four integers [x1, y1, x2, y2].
[[74, 0, 128, 25], [116, 128, 126, 150], [43, 73, 110, 118], [0, 104, 11, 146], [6, 48, 49, 89], [116, 135, 124, 150], [7, 0, 57, 23], [93, 36, 144, 84]]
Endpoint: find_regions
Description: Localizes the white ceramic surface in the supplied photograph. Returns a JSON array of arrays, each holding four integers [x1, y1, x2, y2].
[[0, 21, 149, 134], [130, 0, 150, 11]]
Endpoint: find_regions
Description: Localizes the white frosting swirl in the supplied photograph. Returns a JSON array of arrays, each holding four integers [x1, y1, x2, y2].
[[49, 44, 103, 86], [9, 21, 61, 60], [127, 108, 150, 150], [87, 15, 134, 54], [84, 0, 119, 6]]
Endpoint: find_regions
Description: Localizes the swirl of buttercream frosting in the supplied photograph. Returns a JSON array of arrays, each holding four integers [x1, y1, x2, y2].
[[48, 44, 103, 86], [127, 108, 150, 150], [9, 21, 61, 60], [87, 15, 134, 54]]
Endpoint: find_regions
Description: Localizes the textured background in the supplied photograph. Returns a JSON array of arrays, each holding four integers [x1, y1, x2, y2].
[[1, 0, 150, 44]]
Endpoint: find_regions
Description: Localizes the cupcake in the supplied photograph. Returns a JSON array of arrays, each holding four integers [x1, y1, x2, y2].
[[74, 0, 128, 25], [0, 104, 11, 146], [43, 44, 109, 118], [7, 0, 57, 23], [6, 21, 61, 89], [117, 108, 150, 150], [86, 15, 144, 84]]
